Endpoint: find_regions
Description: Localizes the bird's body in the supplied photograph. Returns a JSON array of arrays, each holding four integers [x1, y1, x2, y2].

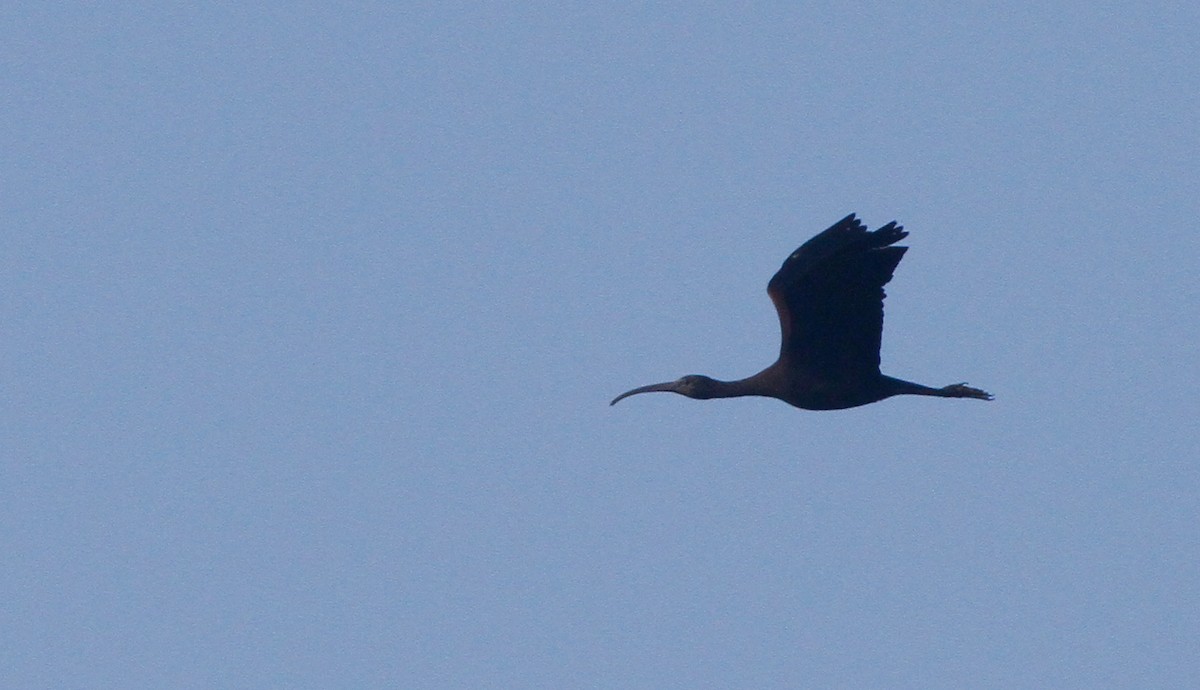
[[611, 214, 992, 410]]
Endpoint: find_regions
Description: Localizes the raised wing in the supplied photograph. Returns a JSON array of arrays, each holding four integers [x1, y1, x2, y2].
[[766, 214, 909, 380]]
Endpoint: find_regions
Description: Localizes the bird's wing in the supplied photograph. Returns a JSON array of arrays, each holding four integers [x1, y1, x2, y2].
[[766, 214, 909, 380]]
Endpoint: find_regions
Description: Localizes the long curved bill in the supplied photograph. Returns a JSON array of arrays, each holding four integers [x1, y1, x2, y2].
[[610, 381, 679, 406]]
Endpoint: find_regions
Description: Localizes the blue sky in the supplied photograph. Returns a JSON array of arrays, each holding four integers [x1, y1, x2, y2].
[[3, 3, 1198, 687]]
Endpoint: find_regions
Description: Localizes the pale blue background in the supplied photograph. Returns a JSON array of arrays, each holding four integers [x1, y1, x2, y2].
[[3, 3, 1198, 688]]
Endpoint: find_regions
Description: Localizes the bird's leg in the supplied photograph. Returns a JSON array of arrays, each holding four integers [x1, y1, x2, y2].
[[881, 376, 993, 402], [937, 382, 993, 401]]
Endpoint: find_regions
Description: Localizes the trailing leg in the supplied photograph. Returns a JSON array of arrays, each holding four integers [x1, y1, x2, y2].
[[881, 375, 993, 402]]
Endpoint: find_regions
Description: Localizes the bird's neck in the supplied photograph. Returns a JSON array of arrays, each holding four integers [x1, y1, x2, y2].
[[709, 368, 781, 399]]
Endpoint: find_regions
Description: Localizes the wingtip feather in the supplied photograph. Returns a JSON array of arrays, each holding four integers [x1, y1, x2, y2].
[[871, 221, 908, 247]]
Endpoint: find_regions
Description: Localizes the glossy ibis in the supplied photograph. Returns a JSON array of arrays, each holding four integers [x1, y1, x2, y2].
[[611, 213, 993, 410]]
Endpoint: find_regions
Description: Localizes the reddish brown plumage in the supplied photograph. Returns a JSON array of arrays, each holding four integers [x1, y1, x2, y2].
[[611, 214, 992, 410]]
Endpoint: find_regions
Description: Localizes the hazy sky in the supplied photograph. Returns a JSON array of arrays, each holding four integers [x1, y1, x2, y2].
[[3, 3, 1198, 688]]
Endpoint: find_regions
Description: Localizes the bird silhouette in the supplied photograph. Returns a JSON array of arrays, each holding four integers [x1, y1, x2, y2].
[[611, 213, 993, 410]]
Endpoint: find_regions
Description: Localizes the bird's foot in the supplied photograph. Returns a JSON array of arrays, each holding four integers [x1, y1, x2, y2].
[[941, 382, 993, 401]]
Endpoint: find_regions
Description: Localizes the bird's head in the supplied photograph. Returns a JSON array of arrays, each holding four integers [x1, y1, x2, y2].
[[610, 374, 720, 405]]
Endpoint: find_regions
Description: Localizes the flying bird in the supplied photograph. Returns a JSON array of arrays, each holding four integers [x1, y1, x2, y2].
[[611, 214, 993, 410]]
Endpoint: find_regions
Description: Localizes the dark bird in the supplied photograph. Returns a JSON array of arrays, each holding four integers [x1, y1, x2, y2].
[[611, 214, 993, 410]]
